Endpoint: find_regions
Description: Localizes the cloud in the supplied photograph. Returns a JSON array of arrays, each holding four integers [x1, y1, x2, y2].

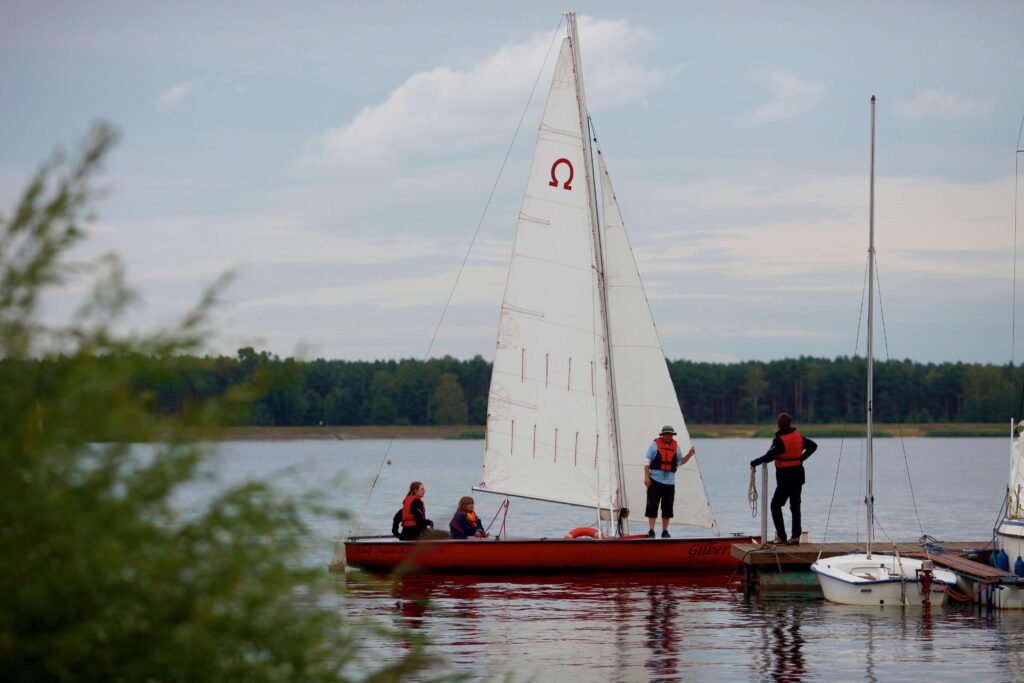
[[81, 215, 449, 282], [738, 69, 825, 124], [663, 320, 839, 340], [156, 81, 195, 109], [314, 17, 665, 168], [240, 265, 507, 311], [626, 172, 1015, 320], [894, 89, 986, 120]]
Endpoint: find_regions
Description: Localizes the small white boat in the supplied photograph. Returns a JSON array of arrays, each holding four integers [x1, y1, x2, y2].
[[811, 98, 955, 606], [987, 422, 1024, 608], [812, 553, 958, 607]]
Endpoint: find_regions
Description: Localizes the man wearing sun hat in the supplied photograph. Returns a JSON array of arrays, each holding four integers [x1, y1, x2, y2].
[[643, 425, 695, 538]]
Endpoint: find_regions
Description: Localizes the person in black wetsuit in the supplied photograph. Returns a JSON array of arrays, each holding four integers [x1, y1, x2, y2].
[[749, 413, 817, 545]]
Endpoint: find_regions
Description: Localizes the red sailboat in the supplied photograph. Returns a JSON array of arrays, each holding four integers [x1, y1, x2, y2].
[[342, 12, 757, 575]]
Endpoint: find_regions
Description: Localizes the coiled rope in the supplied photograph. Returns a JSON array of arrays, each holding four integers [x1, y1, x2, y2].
[[747, 466, 759, 518]]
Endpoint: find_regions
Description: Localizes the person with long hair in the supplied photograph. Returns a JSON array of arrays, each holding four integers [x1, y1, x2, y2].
[[449, 496, 488, 539], [398, 481, 434, 541]]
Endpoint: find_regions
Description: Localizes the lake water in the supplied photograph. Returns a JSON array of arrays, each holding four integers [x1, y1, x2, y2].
[[202, 437, 1022, 681]]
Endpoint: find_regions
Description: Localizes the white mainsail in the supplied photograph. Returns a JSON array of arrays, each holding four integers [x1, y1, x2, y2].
[[478, 20, 716, 531], [478, 36, 619, 511], [599, 153, 716, 529]]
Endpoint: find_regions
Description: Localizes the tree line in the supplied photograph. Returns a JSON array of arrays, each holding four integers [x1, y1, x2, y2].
[[16, 348, 1024, 429]]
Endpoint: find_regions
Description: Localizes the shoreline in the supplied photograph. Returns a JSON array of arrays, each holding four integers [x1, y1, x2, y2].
[[196, 423, 1009, 441]]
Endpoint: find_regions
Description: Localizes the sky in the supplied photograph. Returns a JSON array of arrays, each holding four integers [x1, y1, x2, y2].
[[1, 1, 1023, 364]]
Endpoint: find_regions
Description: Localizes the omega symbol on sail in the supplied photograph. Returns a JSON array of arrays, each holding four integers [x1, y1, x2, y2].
[[548, 158, 574, 190]]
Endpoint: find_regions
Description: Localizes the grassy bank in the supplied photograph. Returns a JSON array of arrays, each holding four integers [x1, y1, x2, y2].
[[197, 423, 1008, 441]]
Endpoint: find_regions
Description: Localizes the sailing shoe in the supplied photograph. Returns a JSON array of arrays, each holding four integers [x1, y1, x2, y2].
[[788, 537, 801, 545], [647, 530, 655, 538], [661, 530, 671, 538]]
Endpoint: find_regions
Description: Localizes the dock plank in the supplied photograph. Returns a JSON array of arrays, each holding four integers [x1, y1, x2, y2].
[[905, 551, 1024, 584], [732, 540, 987, 568]]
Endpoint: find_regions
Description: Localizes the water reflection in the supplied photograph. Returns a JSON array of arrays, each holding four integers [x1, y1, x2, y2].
[[338, 570, 1024, 682], [344, 571, 738, 681], [769, 604, 806, 682], [644, 584, 679, 681]]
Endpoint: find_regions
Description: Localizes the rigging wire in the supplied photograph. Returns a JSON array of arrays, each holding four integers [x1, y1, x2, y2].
[[873, 256, 926, 538], [820, 255, 870, 543], [586, 126, 611, 536], [584, 114, 612, 534], [354, 15, 567, 532]]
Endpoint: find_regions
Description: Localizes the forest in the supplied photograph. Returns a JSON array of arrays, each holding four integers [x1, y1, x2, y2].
[[15, 348, 1024, 429]]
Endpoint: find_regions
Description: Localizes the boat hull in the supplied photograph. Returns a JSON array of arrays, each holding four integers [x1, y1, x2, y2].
[[991, 519, 1024, 608], [341, 534, 758, 575], [811, 553, 957, 607], [996, 519, 1024, 569]]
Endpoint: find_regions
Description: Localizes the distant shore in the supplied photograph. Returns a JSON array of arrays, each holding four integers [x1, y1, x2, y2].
[[201, 423, 1009, 441]]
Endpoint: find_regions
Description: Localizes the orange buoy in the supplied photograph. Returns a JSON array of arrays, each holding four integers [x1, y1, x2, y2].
[[564, 526, 600, 539]]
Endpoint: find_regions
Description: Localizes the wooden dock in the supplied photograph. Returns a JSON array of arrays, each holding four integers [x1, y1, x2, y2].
[[732, 540, 991, 591]]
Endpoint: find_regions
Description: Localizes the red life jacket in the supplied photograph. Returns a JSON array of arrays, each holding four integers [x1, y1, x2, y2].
[[402, 493, 423, 526], [653, 436, 679, 472], [774, 430, 804, 468]]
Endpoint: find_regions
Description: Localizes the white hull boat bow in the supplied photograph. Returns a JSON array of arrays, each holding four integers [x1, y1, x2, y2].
[[812, 553, 958, 607]]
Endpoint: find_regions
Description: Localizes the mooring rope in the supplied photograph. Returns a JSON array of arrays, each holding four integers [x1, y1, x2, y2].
[[747, 466, 758, 518]]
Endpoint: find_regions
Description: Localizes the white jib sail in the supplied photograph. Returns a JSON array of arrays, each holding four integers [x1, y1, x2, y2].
[[599, 153, 717, 530], [478, 37, 620, 511]]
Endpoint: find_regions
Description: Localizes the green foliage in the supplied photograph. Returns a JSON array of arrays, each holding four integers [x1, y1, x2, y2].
[[441, 430, 486, 441], [11, 351, 1024, 430], [0, 125, 439, 681], [670, 356, 1024, 425], [430, 373, 468, 425]]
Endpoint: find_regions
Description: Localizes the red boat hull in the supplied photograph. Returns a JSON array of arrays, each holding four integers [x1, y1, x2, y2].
[[343, 534, 759, 575]]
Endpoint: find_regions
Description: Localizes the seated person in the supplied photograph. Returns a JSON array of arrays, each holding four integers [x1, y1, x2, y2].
[[398, 481, 434, 541], [449, 496, 488, 539]]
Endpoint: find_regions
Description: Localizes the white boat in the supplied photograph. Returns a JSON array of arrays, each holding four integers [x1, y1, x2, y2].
[[987, 421, 1024, 608], [812, 552, 957, 607], [344, 13, 757, 575], [810, 98, 958, 606]]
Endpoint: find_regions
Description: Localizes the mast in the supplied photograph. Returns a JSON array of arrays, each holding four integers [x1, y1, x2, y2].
[[566, 12, 628, 534], [866, 95, 876, 558]]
